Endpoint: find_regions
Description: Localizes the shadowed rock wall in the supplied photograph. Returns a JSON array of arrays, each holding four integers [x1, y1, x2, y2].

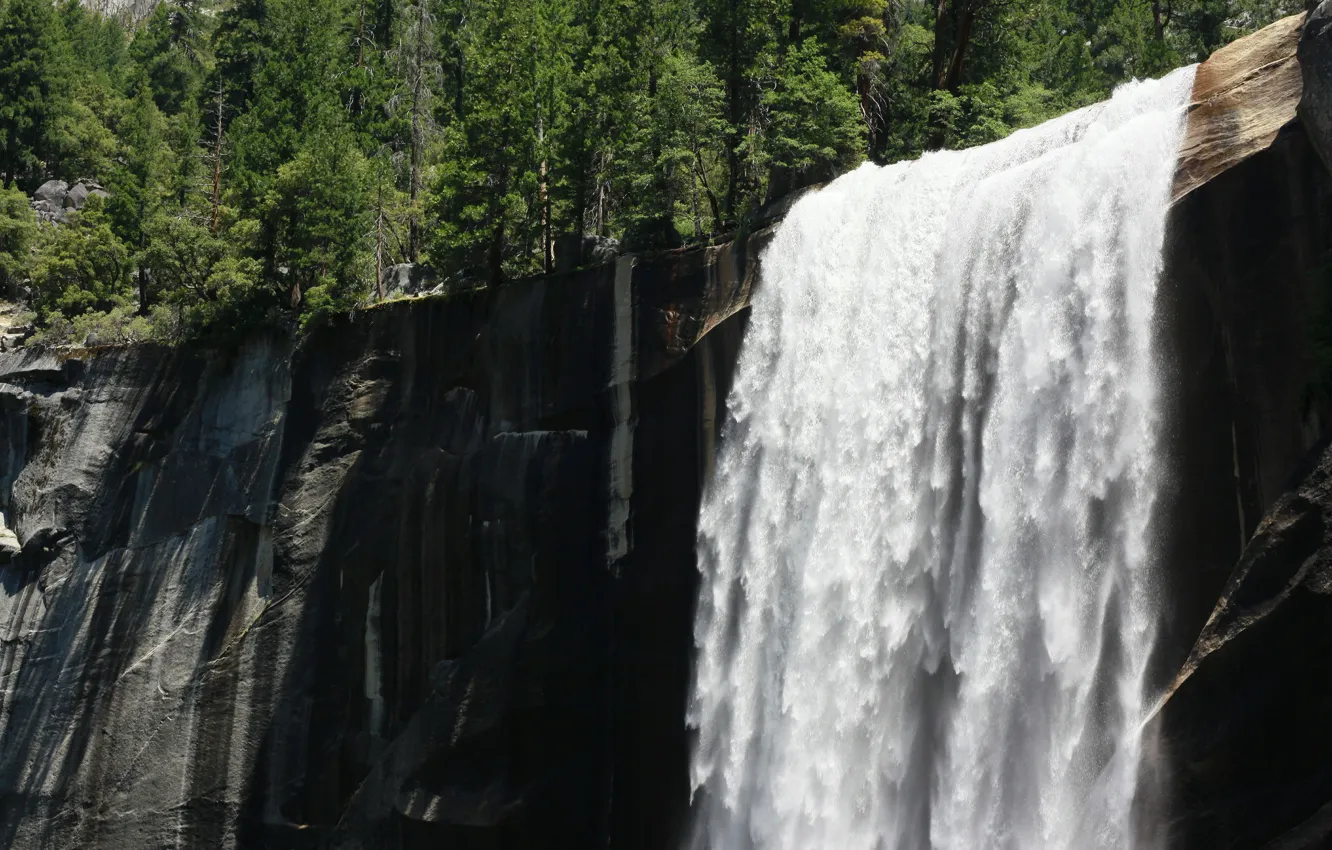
[[0, 239, 761, 849], [1157, 119, 1332, 682], [1138, 8, 1332, 847]]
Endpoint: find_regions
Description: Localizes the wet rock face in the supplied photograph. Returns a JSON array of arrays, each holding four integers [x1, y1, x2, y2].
[[1155, 119, 1332, 686], [1153, 16, 1332, 833], [1155, 440, 1332, 850], [0, 339, 292, 850], [0, 234, 761, 849]]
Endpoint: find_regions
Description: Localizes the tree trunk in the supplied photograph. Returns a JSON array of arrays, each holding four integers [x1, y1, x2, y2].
[[407, 0, 427, 262], [538, 116, 551, 273], [356, 0, 367, 67], [376, 175, 385, 300], [695, 148, 723, 234], [723, 0, 742, 228], [211, 83, 224, 234], [858, 69, 876, 154], [351, 0, 368, 118], [489, 215, 505, 285], [940, 0, 979, 93], [488, 153, 510, 284], [932, 0, 951, 89], [454, 46, 464, 118]]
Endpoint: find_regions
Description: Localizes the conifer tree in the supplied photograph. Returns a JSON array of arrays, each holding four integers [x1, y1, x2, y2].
[[108, 76, 175, 313], [764, 38, 864, 188], [30, 197, 133, 320], [0, 0, 62, 188], [0, 0, 1302, 339], [0, 186, 36, 295]]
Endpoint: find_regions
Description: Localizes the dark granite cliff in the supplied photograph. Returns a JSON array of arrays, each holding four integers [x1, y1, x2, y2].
[[1146, 5, 1332, 847], [0, 243, 762, 849], [1, 10, 1332, 850], [1157, 10, 1332, 681]]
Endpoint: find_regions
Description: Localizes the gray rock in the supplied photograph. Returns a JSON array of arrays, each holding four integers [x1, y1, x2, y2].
[[380, 262, 438, 299], [0, 512, 20, 564], [554, 233, 620, 272], [1299, 1, 1332, 174], [31, 180, 67, 206], [29, 199, 62, 225], [587, 234, 621, 265], [29, 180, 106, 224], [1154, 438, 1332, 849], [63, 182, 89, 210], [0, 220, 770, 848]]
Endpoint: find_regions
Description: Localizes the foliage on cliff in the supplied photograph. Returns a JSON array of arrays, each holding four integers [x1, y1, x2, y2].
[[0, 0, 1304, 342]]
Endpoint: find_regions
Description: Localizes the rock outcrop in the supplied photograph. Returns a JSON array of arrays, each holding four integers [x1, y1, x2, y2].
[[0, 11, 1329, 850], [1174, 13, 1305, 200], [379, 262, 441, 299], [554, 233, 622, 272], [30, 179, 109, 225], [0, 514, 21, 564]]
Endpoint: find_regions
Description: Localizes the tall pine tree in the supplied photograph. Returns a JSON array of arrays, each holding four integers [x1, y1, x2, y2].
[[0, 0, 62, 188]]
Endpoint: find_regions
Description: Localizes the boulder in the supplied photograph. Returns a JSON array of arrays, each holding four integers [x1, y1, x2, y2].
[[32, 180, 68, 206], [30, 180, 71, 224], [0, 513, 20, 565], [380, 262, 439, 299], [587, 234, 620, 265], [554, 233, 620, 272], [63, 181, 89, 210], [29, 179, 107, 224], [29, 201, 61, 224], [1301, 1, 1332, 173], [622, 216, 683, 253]]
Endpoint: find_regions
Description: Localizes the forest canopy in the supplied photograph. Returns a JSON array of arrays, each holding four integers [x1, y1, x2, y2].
[[0, 0, 1305, 342]]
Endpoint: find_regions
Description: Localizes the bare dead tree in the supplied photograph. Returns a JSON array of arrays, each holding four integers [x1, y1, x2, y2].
[[208, 78, 226, 234]]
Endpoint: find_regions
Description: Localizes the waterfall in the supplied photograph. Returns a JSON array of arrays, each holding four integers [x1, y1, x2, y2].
[[687, 65, 1196, 850]]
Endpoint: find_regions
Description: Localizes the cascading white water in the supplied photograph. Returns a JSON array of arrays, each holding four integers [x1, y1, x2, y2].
[[687, 66, 1196, 850]]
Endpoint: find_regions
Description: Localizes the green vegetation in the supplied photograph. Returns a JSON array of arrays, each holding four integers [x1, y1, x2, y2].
[[0, 0, 1303, 343]]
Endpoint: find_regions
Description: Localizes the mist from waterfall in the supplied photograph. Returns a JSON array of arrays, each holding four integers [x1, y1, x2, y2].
[[687, 65, 1196, 850]]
